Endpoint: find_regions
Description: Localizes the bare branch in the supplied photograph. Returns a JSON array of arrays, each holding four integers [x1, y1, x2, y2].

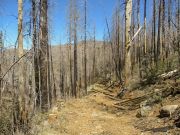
[[1, 47, 33, 80]]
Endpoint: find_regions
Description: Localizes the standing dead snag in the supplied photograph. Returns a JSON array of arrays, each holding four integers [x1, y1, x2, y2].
[[92, 26, 96, 83], [137, 0, 142, 78], [167, 0, 171, 66], [144, 0, 147, 54], [176, 0, 179, 67], [157, 0, 162, 62], [0, 31, 3, 109], [124, 0, 132, 89], [113, 6, 122, 81], [161, 0, 165, 62], [50, 44, 57, 101], [73, 13, 78, 98], [68, 0, 73, 97], [32, 0, 40, 108], [70, 0, 78, 98], [17, 0, 27, 131], [39, 0, 49, 111], [84, 0, 87, 95], [68, 0, 78, 98], [131, 2, 135, 77], [59, 45, 65, 98], [153, 0, 156, 65]]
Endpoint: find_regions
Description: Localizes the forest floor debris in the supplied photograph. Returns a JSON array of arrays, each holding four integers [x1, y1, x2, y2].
[[31, 79, 180, 135], [31, 84, 142, 135]]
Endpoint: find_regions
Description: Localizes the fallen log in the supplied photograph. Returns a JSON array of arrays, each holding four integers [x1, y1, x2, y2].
[[91, 89, 114, 97], [158, 69, 178, 80], [141, 69, 179, 85], [116, 92, 154, 105], [105, 82, 116, 90], [113, 105, 127, 110], [114, 90, 164, 110], [106, 95, 122, 101]]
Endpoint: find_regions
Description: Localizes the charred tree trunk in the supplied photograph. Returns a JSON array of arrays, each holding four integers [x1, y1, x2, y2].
[[161, 0, 165, 62], [157, 0, 162, 62], [0, 31, 3, 109], [144, 0, 147, 54], [69, 40, 73, 97], [32, 0, 40, 108], [50, 44, 56, 100], [166, 0, 171, 65], [137, 0, 142, 79], [73, 14, 78, 98], [153, 0, 157, 65], [39, 0, 49, 112], [177, 0, 180, 67], [84, 0, 87, 95], [131, 4, 135, 77], [73, 22, 77, 98], [92, 26, 96, 83]]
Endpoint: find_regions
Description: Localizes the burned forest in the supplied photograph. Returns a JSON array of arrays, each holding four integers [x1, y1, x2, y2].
[[0, 0, 180, 134]]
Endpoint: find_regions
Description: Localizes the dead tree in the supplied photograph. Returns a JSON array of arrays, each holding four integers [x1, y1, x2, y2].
[[137, 0, 142, 78], [73, 16, 78, 98], [124, 0, 132, 89], [59, 45, 65, 98], [161, 0, 165, 61], [114, 6, 122, 81], [50, 44, 57, 101], [0, 31, 3, 109], [166, 0, 171, 65], [92, 26, 96, 83], [176, 0, 180, 67], [144, 0, 147, 54], [131, 1, 135, 76], [84, 0, 87, 95], [157, 0, 162, 62], [17, 0, 28, 131], [70, 0, 78, 98], [153, 0, 156, 65], [32, 0, 40, 108], [68, 0, 73, 97], [39, 0, 49, 111]]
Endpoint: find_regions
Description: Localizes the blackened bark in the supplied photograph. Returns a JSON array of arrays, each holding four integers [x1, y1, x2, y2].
[[39, 0, 49, 112]]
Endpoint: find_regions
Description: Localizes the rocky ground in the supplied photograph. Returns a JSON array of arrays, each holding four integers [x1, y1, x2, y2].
[[31, 78, 180, 135]]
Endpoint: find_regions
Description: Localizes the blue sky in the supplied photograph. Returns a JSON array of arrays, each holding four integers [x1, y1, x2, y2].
[[0, 0, 153, 48]]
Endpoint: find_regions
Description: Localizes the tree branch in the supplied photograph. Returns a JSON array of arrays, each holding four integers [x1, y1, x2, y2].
[[0, 47, 33, 80]]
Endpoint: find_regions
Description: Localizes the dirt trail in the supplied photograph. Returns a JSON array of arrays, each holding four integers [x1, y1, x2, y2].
[[34, 84, 142, 135]]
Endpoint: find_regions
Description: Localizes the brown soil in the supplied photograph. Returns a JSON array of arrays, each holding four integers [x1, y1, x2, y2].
[[32, 83, 180, 135]]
